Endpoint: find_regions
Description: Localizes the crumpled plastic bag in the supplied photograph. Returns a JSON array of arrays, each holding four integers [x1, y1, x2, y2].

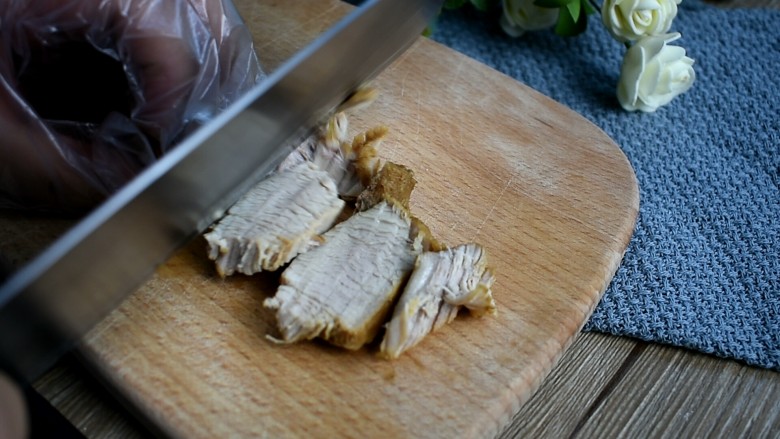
[[0, 0, 264, 212]]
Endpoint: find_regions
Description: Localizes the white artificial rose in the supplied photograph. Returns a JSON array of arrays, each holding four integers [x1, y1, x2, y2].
[[500, 0, 558, 38], [602, 0, 681, 42], [617, 33, 695, 112]]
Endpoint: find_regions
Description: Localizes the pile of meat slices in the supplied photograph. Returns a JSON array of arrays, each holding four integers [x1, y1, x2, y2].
[[203, 96, 497, 359]]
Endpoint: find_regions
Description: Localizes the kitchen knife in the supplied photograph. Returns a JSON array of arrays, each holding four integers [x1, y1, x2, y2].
[[0, 0, 442, 382]]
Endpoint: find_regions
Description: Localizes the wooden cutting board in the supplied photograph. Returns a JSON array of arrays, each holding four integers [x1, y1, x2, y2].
[[72, 1, 640, 438]]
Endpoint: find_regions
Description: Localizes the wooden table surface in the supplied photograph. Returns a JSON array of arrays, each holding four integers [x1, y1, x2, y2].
[[25, 0, 780, 437]]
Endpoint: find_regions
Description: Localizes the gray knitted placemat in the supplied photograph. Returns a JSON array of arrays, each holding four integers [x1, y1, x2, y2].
[[431, 0, 779, 369]]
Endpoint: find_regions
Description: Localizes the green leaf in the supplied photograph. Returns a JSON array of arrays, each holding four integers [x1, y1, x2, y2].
[[423, 21, 436, 37], [566, 0, 580, 23], [469, 0, 499, 11], [443, 0, 467, 9], [583, 0, 597, 15], [566, 0, 581, 22], [534, 0, 575, 8], [554, 10, 575, 36], [554, 2, 588, 36]]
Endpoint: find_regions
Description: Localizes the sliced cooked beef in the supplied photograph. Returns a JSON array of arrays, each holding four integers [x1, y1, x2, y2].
[[380, 243, 496, 359], [355, 162, 416, 212], [204, 162, 344, 277], [264, 201, 421, 350], [279, 112, 386, 199]]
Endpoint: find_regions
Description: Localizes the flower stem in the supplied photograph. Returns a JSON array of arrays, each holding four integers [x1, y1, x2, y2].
[[588, 0, 601, 14]]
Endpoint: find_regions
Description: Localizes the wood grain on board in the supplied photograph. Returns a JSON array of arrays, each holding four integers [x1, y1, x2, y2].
[[8, 1, 639, 438]]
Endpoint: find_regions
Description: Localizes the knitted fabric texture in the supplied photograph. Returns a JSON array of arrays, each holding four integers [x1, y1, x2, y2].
[[432, 0, 780, 369]]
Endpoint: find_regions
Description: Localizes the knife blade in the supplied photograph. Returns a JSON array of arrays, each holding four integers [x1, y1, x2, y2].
[[0, 0, 442, 382]]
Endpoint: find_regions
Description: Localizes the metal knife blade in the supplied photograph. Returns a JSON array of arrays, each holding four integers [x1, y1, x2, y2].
[[0, 0, 442, 381]]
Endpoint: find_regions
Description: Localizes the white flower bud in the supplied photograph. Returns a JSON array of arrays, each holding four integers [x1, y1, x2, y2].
[[617, 33, 696, 112], [602, 0, 681, 42]]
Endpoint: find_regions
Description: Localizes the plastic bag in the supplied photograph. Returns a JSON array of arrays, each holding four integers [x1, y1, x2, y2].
[[0, 0, 264, 212]]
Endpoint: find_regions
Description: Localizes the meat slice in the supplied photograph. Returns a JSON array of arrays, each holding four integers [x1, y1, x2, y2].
[[379, 243, 497, 359], [204, 162, 344, 277], [278, 113, 386, 199], [355, 162, 416, 212], [331, 126, 385, 198], [264, 201, 421, 350], [276, 86, 377, 173], [275, 112, 349, 173]]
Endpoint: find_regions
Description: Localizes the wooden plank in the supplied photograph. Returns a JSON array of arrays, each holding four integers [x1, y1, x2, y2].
[[499, 334, 780, 438], [572, 342, 780, 438], [33, 356, 152, 439], [497, 333, 639, 438]]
